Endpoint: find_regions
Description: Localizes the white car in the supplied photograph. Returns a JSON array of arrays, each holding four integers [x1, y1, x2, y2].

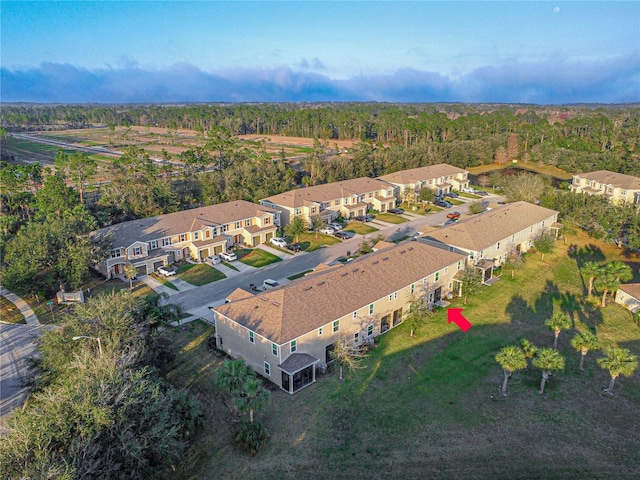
[[262, 279, 279, 290], [270, 237, 288, 248], [320, 226, 336, 235], [157, 265, 177, 277], [206, 255, 221, 265], [328, 223, 343, 231], [219, 251, 237, 262]]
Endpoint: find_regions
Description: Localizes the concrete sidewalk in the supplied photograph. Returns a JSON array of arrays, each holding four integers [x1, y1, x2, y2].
[[139, 276, 180, 297], [0, 286, 40, 326]]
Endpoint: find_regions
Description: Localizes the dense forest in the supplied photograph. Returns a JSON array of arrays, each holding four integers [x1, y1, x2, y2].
[[2, 103, 640, 175]]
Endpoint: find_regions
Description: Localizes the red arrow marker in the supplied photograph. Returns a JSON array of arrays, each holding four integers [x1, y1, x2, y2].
[[447, 308, 472, 332]]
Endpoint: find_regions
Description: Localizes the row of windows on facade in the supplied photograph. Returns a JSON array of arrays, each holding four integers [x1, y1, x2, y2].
[[584, 180, 627, 195], [110, 218, 273, 258], [244, 266, 459, 352]]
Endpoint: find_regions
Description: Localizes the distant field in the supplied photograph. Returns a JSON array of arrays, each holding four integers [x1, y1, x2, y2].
[[168, 230, 640, 480]]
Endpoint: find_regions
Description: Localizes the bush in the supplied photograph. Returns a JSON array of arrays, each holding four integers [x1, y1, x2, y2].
[[235, 420, 269, 455]]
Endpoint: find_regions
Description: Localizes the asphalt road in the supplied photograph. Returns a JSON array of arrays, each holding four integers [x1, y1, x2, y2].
[[0, 323, 43, 427], [172, 196, 500, 313]]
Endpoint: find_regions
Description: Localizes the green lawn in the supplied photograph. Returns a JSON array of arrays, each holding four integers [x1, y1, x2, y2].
[[447, 198, 465, 206], [374, 213, 408, 224], [458, 192, 481, 199], [295, 232, 341, 252], [176, 264, 226, 286], [0, 296, 26, 324], [168, 230, 640, 479], [237, 248, 283, 268], [343, 222, 378, 235]]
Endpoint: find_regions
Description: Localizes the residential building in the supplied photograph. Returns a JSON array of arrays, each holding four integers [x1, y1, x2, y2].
[[212, 242, 466, 394], [570, 170, 640, 205], [419, 201, 560, 282], [377, 163, 470, 198], [93, 200, 279, 279], [260, 177, 397, 225], [615, 283, 640, 313]]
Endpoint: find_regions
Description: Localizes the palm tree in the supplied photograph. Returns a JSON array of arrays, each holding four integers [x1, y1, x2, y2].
[[570, 331, 600, 370], [594, 268, 619, 308], [519, 338, 538, 360], [123, 262, 137, 290], [607, 261, 633, 283], [330, 335, 365, 380], [532, 348, 565, 394], [581, 261, 602, 298], [215, 359, 255, 398], [545, 312, 572, 348], [234, 377, 271, 424], [495, 345, 528, 396], [597, 347, 638, 394]]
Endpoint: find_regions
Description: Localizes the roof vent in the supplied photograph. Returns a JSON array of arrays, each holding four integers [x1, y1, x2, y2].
[[340, 272, 349, 277], [317, 281, 325, 286], [260, 297, 269, 302], [372, 260, 379, 265], [303, 286, 313, 291], [382, 257, 389, 261], [407, 247, 414, 251], [352, 268, 359, 273], [272, 302, 280, 306], [400, 250, 406, 254]]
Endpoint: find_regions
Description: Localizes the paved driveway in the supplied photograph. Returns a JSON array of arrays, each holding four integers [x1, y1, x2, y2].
[[171, 195, 502, 316]]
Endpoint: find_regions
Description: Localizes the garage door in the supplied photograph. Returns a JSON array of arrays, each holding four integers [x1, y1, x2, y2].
[[136, 265, 148, 276]]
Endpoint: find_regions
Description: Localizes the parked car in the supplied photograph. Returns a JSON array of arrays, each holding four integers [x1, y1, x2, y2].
[[388, 207, 405, 214], [320, 226, 336, 235], [334, 231, 350, 240], [444, 192, 459, 198], [157, 265, 177, 277], [206, 254, 221, 265], [462, 187, 476, 193], [446, 211, 461, 219], [435, 200, 453, 208], [328, 222, 343, 231], [285, 243, 302, 252], [262, 279, 279, 290], [476, 191, 489, 196], [354, 214, 375, 222], [270, 237, 288, 248], [219, 251, 237, 261]]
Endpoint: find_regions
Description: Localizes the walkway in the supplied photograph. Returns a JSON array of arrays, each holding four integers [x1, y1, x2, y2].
[[0, 285, 41, 326]]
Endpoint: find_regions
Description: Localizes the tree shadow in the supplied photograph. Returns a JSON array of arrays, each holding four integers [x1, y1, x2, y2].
[[533, 280, 559, 320], [568, 243, 605, 267]]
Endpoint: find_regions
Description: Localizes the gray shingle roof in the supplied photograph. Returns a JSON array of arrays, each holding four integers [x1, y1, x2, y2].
[[423, 201, 558, 251], [213, 242, 465, 344], [93, 200, 278, 248]]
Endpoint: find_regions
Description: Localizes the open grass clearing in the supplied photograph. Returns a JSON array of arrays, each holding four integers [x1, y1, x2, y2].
[[343, 222, 378, 235], [176, 263, 226, 286], [294, 232, 341, 252], [169, 230, 640, 479], [0, 296, 26, 324], [373, 213, 408, 224], [236, 248, 283, 268]]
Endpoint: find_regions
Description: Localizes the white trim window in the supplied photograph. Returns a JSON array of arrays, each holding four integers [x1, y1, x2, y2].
[[264, 362, 270, 376], [290, 339, 297, 353], [249, 331, 255, 344]]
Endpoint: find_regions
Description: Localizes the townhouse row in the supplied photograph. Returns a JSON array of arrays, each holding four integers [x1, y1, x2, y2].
[[212, 201, 563, 394], [93, 163, 469, 278], [570, 170, 640, 205]]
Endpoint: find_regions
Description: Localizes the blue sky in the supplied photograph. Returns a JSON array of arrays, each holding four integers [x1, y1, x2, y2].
[[2, 1, 639, 104]]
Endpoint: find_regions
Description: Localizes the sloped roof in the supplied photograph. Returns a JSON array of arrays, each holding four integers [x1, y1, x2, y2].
[[619, 283, 640, 301], [378, 164, 467, 186], [93, 200, 278, 248], [214, 242, 465, 344], [261, 177, 393, 209], [422, 201, 558, 252], [577, 171, 640, 190]]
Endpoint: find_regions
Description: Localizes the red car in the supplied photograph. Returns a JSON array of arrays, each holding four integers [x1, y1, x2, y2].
[[446, 211, 461, 219]]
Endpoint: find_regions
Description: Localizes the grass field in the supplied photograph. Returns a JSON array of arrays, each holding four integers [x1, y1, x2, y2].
[[344, 222, 379, 235], [167, 230, 640, 479], [295, 232, 342, 252], [237, 248, 283, 268], [176, 264, 226, 286], [374, 213, 408, 224]]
